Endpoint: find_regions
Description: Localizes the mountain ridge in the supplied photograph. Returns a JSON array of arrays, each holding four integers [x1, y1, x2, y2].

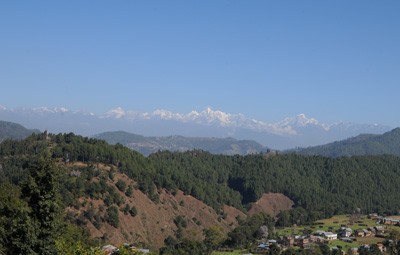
[[0, 120, 40, 141], [94, 130, 266, 156], [294, 127, 400, 157]]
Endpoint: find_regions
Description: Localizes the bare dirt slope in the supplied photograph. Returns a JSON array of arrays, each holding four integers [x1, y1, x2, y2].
[[64, 163, 294, 250], [247, 193, 294, 217], [67, 170, 245, 250]]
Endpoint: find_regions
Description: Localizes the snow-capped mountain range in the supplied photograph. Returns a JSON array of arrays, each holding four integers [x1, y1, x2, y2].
[[101, 107, 296, 136], [0, 105, 391, 149]]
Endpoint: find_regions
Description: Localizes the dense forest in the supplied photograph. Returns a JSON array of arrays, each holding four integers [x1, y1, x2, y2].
[[2, 132, 400, 218], [0, 132, 400, 254], [150, 150, 400, 221]]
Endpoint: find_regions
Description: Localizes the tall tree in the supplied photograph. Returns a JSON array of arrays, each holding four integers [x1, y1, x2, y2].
[[0, 183, 37, 255], [204, 225, 225, 253], [22, 155, 61, 255]]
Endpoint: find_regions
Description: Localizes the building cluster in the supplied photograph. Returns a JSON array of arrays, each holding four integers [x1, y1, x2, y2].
[[279, 225, 387, 246], [252, 216, 398, 255], [369, 213, 400, 226], [279, 230, 339, 249]]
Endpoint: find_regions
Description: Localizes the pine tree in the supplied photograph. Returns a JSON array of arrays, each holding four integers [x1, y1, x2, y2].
[[22, 155, 61, 255]]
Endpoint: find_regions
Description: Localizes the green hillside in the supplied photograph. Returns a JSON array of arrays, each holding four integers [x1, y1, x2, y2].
[[295, 128, 400, 157], [2, 132, 400, 216], [94, 130, 147, 144], [0, 120, 39, 141]]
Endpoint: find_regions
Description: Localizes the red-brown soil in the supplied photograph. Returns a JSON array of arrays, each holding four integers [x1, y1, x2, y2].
[[66, 168, 245, 250], [247, 193, 294, 217], [63, 162, 292, 250]]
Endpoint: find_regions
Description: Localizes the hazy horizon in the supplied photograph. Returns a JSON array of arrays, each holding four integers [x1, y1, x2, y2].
[[1, 1, 399, 127]]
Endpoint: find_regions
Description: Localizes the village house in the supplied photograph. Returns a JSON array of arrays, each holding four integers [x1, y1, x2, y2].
[[368, 213, 379, 220], [374, 226, 385, 235], [308, 235, 324, 243], [254, 243, 269, 253], [294, 236, 310, 248], [339, 227, 353, 237], [383, 218, 400, 226], [355, 228, 372, 237], [297, 237, 310, 248], [376, 243, 385, 253], [323, 232, 338, 240], [355, 229, 365, 237], [368, 227, 377, 236], [350, 247, 359, 255], [362, 229, 372, 237], [281, 236, 294, 247]]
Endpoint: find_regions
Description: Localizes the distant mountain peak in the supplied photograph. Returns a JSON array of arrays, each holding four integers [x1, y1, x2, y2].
[[29, 106, 70, 114], [277, 113, 328, 130], [152, 109, 184, 121], [102, 107, 230, 124], [55, 107, 69, 113], [295, 113, 318, 125], [104, 107, 126, 119], [196, 107, 232, 125]]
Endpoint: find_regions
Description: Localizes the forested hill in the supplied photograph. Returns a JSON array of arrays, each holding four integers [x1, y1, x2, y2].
[[1, 132, 400, 216], [94, 130, 266, 156], [294, 127, 400, 157], [0, 120, 39, 141], [1, 132, 400, 252]]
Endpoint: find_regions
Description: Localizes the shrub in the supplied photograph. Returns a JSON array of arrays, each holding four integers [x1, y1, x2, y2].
[[122, 204, 130, 215], [106, 206, 119, 228], [125, 185, 133, 197], [116, 179, 127, 192], [129, 206, 138, 217]]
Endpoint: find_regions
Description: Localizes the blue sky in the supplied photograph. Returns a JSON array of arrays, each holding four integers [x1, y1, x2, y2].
[[1, 1, 399, 126]]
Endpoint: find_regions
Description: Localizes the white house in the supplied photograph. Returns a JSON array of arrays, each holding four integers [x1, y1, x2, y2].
[[324, 232, 338, 240], [339, 227, 353, 237]]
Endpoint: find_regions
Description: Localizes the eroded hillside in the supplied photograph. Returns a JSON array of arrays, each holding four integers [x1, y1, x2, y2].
[[62, 162, 245, 249]]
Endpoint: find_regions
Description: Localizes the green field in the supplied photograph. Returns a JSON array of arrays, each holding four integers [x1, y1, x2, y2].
[[317, 215, 378, 231], [276, 215, 380, 236], [329, 239, 359, 250]]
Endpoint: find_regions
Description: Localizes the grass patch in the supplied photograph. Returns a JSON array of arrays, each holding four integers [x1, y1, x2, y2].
[[276, 214, 383, 237], [329, 240, 359, 249], [354, 236, 385, 245], [276, 225, 308, 236]]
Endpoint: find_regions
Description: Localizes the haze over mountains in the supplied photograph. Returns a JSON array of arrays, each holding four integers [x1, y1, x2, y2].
[[94, 131, 266, 156], [0, 105, 390, 150]]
